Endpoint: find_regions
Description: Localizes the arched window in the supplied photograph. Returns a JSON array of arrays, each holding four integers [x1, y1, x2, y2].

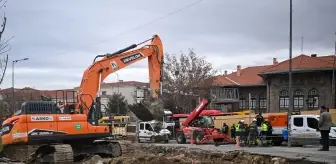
[[250, 94, 256, 109], [308, 88, 319, 108], [239, 94, 246, 109], [259, 93, 267, 109], [293, 89, 304, 109], [279, 90, 289, 108]]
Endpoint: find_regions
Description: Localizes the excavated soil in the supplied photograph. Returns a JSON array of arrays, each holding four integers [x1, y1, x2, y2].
[[81, 141, 327, 164]]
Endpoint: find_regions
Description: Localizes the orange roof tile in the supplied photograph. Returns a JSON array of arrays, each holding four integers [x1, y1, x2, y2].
[[261, 54, 335, 74], [213, 65, 272, 86]]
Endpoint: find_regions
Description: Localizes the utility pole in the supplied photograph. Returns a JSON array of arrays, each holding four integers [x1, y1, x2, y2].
[[12, 58, 29, 113], [287, 0, 293, 147], [248, 93, 251, 124], [332, 33, 336, 109]]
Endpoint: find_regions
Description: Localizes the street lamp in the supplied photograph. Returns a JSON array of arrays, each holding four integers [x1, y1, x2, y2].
[[12, 57, 29, 113], [287, 0, 293, 147]]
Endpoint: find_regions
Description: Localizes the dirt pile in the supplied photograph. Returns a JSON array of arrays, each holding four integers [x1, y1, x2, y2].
[[82, 142, 326, 164]]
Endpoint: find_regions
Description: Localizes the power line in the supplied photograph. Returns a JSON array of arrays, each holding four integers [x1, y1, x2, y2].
[[55, 0, 204, 56]]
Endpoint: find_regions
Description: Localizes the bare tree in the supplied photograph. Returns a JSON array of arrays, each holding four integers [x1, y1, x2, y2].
[[0, 0, 10, 85], [162, 49, 217, 113]]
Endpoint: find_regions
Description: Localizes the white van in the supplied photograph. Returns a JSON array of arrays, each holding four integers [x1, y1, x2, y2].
[[137, 120, 171, 143], [272, 115, 336, 146]]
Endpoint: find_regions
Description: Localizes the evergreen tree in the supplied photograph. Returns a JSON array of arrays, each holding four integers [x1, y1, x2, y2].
[[106, 93, 128, 115]]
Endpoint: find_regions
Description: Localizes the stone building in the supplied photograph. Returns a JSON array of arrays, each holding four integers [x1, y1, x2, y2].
[[209, 54, 336, 113]]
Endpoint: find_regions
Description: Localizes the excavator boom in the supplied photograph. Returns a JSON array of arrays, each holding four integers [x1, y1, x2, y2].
[[76, 35, 163, 115]]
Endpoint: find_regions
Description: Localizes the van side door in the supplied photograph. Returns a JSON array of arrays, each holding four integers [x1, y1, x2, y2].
[[291, 116, 305, 144]]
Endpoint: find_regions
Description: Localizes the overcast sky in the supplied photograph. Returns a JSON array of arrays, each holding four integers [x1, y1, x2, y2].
[[1, 0, 335, 90]]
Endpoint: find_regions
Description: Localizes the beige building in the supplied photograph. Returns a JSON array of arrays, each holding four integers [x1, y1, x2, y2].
[[74, 81, 149, 112]]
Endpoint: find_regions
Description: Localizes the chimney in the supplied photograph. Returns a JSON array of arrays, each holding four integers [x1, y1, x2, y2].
[[224, 70, 227, 76], [273, 58, 278, 65], [311, 54, 317, 57], [237, 65, 241, 76]]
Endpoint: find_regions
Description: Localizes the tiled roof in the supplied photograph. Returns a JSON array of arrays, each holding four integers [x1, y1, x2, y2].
[[212, 65, 272, 86], [0, 87, 76, 99], [213, 54, 335, 86], [260, 54, 335, 74], [101, 81, 149, 87]]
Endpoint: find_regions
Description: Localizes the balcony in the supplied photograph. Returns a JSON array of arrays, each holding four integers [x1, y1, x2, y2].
[[211, 88, 239, 103]]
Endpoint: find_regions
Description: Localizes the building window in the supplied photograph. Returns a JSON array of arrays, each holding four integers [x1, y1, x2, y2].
[[293, 89, 304, 109], [259, 93, 267, 109], [136, 89, 144, 98], [249, 94, 256, 109], [308, 88, 319, 108], [279, 90, 289, 108], [239, 95, 246, 109]]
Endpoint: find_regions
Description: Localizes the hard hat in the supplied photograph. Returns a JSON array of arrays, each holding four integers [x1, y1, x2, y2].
[[252, 118, 257, 121], [241, 120, 244, 122]]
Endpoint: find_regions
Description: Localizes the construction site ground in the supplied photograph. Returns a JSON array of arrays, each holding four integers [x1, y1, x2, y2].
[[1, 140, 335, 164], [155, 141, 336, 164]]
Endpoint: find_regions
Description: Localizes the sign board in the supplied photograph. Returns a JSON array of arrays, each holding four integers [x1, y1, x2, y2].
[[31, 116, 53, 122], [59, 116, 72, 121]]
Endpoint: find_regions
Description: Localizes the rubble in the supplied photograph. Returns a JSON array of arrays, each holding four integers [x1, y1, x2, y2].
[[0, 141, 328, 164], [81, 141, 326, 164]]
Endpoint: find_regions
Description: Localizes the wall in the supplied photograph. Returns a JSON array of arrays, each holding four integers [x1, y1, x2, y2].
[[238, 86, 266, 112], [267, 72, 333, 113]]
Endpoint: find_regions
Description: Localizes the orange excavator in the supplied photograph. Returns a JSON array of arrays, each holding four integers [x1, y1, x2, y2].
[[0, 35, 164, 163]]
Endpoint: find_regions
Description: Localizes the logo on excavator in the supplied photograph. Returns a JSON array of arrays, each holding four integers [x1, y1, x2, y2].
[[31, 116, 53, 121], [120, 53, 143, 64], [110, 61, 118, 70]]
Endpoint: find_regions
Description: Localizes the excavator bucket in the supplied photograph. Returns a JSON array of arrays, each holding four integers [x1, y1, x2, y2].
[[128, 98, 165, 122]]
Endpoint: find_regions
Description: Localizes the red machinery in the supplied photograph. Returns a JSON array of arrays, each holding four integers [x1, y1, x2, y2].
[[175, 98, 232, 146]]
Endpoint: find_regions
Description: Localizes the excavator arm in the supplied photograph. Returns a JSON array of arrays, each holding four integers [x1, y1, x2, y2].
[[76, 35, 163, 114]]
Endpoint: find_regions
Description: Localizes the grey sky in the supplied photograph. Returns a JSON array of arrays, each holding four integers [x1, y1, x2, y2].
[[1, 0, 336, 89]]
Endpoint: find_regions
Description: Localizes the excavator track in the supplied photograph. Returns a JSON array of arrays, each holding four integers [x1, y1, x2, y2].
[[27, 144, 74, 164], [2, 144, 74, 164]]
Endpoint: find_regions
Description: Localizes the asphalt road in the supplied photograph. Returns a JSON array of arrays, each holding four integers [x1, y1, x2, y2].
[[155, 141, 336, 164]]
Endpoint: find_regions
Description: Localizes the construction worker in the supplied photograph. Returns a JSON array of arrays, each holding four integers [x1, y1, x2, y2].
[[260, 121, 268, 146], [248, 118, 258, 146], [230, 124, 236, 140], [221, 123, 229, 135], [241, 122, 249, 146], [255, 113, 264, 127], [266, 121, 273, 145], [235, 121, 242, 147], [235, 120, 245, 147]]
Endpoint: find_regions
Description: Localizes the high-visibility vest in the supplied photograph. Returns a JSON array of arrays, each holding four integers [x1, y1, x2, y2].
[[235, 124, 240, 132], [261, 123, 268, 132]]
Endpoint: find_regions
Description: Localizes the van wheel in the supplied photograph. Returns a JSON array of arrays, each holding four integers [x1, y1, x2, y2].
[[176, 132, 186, 144]]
